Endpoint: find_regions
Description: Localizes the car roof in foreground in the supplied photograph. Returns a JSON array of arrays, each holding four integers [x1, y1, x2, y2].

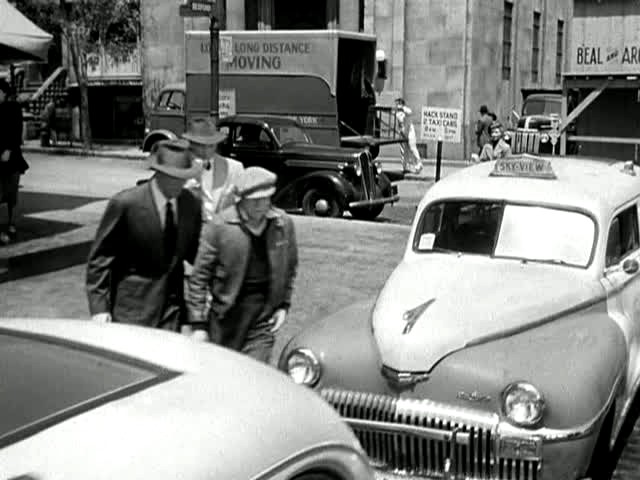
[[425, 156, 640, 218], [0, 319, 361, 478]]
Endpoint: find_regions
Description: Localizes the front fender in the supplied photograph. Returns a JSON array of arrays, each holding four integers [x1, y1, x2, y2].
[[278, 299, 390, 393], [142, 129, 178, 151]]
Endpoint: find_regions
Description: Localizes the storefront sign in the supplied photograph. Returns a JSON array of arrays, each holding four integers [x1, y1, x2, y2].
[[420, 107, 462, 143], [186, 31, 337, 92], [569, 14, 640, 75], [219, 88, 235, 118]]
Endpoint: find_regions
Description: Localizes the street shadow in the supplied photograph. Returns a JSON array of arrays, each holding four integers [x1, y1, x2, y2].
[[0, 191, 103, 282], [0, 241, 92, 283]]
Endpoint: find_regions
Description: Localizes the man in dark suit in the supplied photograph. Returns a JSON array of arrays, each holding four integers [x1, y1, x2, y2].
[[86, 139, 203, 330]]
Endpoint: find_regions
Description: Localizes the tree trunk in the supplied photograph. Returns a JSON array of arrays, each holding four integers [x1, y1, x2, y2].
[[67, 28, 92, 149]]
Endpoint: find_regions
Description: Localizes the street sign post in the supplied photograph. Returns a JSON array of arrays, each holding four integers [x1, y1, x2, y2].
[[179, 0, 222, 122]]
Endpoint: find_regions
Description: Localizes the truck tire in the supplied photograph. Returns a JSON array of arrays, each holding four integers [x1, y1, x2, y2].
[[302, 188, 343, 218]]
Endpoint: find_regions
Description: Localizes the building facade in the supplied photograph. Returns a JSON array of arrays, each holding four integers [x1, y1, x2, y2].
[[561, 0, 640, 161], [140, 0, 572, 158]]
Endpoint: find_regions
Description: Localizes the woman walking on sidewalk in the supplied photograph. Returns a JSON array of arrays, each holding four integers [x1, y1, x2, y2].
[[395, 98, 423, 174], [0, 80, 29, 245]]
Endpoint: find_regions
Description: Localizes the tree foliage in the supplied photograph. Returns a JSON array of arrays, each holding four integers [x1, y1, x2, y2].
[[13, 0, 140, 147]]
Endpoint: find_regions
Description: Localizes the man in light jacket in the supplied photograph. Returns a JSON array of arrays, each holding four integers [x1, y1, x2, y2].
[[186, 167, 298, 363]]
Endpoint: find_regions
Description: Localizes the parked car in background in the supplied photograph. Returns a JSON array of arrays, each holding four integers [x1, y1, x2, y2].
[[216, 115, 398, 220], [0, 318, 373, 480], [508, 91, 578, 155], [279, 154, 640, 480]]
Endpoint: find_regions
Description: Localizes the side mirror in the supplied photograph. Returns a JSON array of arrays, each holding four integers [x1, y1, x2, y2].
[[623, 258, 640, 275]]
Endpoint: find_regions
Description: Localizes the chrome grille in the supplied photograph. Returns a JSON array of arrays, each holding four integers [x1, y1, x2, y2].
[[321, 389, 540, 480], [359, 151, 376, 200], [513, 129, 541, 154]]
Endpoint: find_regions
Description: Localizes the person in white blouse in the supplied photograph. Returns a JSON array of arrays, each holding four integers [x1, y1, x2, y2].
[[182, 118, 244, 221]]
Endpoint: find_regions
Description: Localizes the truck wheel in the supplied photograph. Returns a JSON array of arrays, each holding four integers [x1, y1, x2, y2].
[[302, 188, 343, 218], [350, 204, 385, 220]]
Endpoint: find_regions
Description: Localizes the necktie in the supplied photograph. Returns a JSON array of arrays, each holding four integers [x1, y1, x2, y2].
[[164, 201, 177, 264]]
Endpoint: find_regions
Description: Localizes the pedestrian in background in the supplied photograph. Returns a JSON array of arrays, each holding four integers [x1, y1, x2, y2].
[[86, 139, 203, 330], [475, 105, 493, 154], [479, 121, 512, 162], [182, 117, 244, 221], [186, 166, 298, 364], [394, 98, 423, 174], [0, 79, 29, 245]]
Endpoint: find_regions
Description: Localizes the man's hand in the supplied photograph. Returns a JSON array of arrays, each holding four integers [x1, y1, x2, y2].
[[269, 308, 287, 333], [91, 312, 112, 323], [0, 150, 10, 162], [180, 324, 209, 342]]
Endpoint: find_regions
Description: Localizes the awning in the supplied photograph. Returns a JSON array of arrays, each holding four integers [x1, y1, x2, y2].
[[0, 0, 53, 64]]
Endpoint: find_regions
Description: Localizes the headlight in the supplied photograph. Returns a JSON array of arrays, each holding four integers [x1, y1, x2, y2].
[[502, 382, 545, 427], [374, 161, 383, 175], [286, 348, 321, 386], [540, 133, 550, 143], [354, 162, 362, 177]]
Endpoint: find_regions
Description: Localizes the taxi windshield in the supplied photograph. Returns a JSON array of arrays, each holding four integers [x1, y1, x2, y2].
[[414, 200, 595, 267]]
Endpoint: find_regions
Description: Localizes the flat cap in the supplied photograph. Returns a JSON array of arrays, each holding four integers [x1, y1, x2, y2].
[[235, 166, 277, 200]]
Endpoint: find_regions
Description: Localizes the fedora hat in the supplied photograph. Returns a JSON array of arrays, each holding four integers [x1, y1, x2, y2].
[[235, 167, 277, 201], [182, 117, 228, 146], [148, 139, 202, 179]]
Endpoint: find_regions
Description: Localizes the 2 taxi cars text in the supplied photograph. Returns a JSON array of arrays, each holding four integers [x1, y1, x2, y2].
[[280, 154, 640, 480]]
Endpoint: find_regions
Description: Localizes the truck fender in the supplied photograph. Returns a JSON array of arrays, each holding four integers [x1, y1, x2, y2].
[[291, 171, 355, 209], [142, 129, 178, 152]]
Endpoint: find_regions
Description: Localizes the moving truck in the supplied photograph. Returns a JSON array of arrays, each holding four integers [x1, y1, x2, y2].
[[143, 29, 398, 154]]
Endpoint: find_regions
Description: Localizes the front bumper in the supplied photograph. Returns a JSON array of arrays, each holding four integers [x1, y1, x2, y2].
[[321, 388, 597, 480], [348, 185, 399, 209]]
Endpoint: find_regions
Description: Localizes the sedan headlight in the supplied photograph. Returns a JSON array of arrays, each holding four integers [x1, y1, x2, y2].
[[540, 133, 550, 143], [286, 348, 321, 386], [502, 382, 545, 427]]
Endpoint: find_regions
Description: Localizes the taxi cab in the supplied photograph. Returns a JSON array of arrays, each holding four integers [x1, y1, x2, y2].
[[0, 319, 373, 480], [279, 154, 640, 480]]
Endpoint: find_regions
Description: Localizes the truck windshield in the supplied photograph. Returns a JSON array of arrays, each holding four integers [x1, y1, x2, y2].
[[270, 124, 312, 145], [522, 98, 561, 116], [414, 200, 595, 267]]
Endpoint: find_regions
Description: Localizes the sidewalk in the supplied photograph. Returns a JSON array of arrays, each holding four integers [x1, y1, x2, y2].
[[21, 140, 469, 182]]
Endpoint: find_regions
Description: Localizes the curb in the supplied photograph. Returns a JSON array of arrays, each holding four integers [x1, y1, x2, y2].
[[22, 145, 148, 160]]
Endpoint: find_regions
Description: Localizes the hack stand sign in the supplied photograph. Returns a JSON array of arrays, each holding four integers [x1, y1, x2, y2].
[[420, 106, 463, 182]]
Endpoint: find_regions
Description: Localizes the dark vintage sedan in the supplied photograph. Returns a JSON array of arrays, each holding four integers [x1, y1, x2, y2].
[[216, 115, 399, 220]]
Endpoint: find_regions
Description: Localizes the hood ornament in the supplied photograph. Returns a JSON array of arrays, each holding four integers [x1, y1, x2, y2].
[[402, 298, 436, 335]]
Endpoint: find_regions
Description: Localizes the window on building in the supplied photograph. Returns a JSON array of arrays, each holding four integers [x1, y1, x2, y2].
[[273, 0, 329, 29], [502, 1, 513, 80], [532, 11, 541, 83], [556, 20, 565, 83], [359, 0, 365, 31]]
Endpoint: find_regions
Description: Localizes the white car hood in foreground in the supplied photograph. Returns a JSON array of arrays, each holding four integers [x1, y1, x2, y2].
[[372, 255, 603, 372]]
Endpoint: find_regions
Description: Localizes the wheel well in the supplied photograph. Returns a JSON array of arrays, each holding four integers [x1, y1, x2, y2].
[[142, 133, 169, 152], [297, 178, 347, 208]]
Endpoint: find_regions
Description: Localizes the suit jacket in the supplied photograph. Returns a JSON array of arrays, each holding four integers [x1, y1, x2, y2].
[[186, 206, 298, 338], [86, 182, 202, 329]]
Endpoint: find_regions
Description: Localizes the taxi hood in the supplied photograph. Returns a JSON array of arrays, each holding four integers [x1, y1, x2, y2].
[[372, 255, 604, 372]]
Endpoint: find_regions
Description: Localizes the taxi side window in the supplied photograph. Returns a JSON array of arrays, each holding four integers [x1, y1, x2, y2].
[[606, 205, 640, 267], [233, 125, 274, 150]]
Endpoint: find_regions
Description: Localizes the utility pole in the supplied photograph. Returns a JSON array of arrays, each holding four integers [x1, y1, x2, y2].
[[180, 0, 224, 121]]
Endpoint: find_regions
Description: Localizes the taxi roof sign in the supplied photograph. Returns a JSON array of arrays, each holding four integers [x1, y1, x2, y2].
[[490, 154, 557, 180]]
